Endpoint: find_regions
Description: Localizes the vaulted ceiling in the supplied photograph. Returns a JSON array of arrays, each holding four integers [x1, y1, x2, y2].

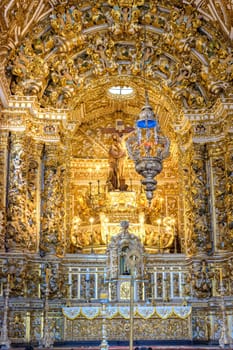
[[0, 0, 232, 129]]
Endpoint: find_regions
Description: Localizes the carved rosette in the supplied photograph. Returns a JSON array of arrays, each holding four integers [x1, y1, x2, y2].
[[191, 144, 211, 254]]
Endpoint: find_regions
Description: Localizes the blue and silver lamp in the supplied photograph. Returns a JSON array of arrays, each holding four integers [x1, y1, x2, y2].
[[126, 91, 170, 205]]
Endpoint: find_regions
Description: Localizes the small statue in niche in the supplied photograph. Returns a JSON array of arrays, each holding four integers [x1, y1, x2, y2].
[[120, 246, 130, 275]]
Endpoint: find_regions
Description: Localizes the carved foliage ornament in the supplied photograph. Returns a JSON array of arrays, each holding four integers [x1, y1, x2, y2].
[[2, 0, 233, 110]]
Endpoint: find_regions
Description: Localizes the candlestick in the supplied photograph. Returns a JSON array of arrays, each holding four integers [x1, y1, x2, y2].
[[46, 268, 50, 284], [220, 268, 223, 291], [100, 303, 109, 350], [106, 233, 109, 246], [97, 179, 100, 195], [89, 217, 94, 253], [172, 218, 177, 253], [89, 182, 92, 197], [110, 254, 113, 278], [130, 178, 132, 191], [1, 273, 11, 349], [140, 183, 143, 193]]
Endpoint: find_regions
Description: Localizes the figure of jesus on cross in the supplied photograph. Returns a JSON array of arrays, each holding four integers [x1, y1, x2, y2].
[[101, 116, 134, 191]]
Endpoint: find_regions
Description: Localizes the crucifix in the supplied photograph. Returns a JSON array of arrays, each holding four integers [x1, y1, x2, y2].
[[100, 113, 134, 137], [100, 113, 134, 192]]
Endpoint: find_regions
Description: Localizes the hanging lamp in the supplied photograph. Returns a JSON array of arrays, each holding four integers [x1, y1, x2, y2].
[[126, 91, 170, 205]]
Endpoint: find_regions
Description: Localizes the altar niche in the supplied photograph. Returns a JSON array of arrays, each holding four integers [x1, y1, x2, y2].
[[106, 221, 145, 302]]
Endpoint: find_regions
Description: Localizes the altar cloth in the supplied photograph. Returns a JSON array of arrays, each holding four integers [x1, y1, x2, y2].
[[62, 305, 191, 320]]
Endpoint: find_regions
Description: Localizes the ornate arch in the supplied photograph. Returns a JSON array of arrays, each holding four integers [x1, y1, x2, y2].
[[1, 0, 232, 113]]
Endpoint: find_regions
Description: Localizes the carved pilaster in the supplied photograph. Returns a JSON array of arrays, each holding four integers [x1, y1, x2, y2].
[[33, 142, 45, 252], [26, 140, 41, 252], [225, 138, 233, 250], [40, 144, 66, 257], [191, 143, 211, 255], [178, 140, 195, 256], [0, 131, 9, 251], [207, 143, 229, 252], [0, 131, 9, 206], [64, 156, 73, 254]]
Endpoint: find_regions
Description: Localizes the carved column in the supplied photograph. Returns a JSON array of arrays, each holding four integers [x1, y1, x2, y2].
[[207, 142, 228, 252], [225, 138, 233, 250], [6, 132, 28, 251], [0, 131, 9, 251], [191, 143, 211, 255], [25, 139, 41, 252], [40, 144, 66, 257], [5, 132, 40, 252], [64, 155, 72, 253], [179, 144, 195, 256], [33, 142, 45, 252]]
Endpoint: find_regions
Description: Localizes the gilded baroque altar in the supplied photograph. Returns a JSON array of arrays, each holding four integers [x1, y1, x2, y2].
[[0, 0, 233, 347]]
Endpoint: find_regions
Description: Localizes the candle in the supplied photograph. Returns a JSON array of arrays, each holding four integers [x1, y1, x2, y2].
[[157, 219, 162, 252], [97, 179, 100, 194], [110, 254, 113, 278], [46, 268, 50, 284], [89, 217, 94, 253], [130, 178, 132, 191], [219, 268, 223, 288], [89, 182, 92, 197]]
